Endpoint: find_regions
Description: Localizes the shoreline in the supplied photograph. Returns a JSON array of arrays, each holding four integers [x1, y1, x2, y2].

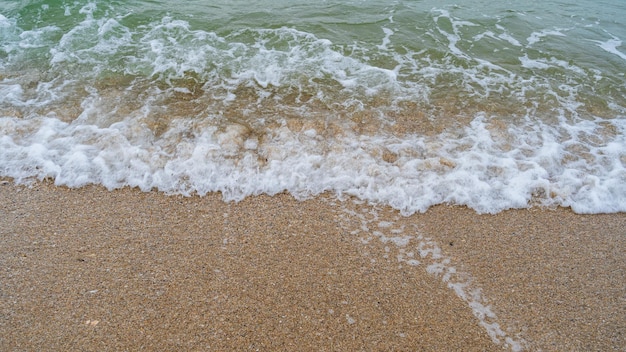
[[1, 181, 624, 350]]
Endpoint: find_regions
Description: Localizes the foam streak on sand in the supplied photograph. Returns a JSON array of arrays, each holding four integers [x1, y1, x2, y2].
[[334, 202, 524, 350]]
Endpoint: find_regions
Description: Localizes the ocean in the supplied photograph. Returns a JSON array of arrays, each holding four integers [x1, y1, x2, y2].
[[1, 0, 625, 214]]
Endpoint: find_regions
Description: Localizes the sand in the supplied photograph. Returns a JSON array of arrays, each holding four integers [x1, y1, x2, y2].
[[0, 180, 624, 351]]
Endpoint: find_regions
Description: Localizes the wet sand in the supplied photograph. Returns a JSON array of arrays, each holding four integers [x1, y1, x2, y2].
[[0, 181, 624, 351]]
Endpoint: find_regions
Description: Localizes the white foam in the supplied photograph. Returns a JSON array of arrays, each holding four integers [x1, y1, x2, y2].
[[473, 29, 522, 48], [2, 106, 625, 214], [519, 55, 549, 69], [526, 28, 567, 46], [377, 221, 393, 228], [0, 83, 24, 106], [377, 27, 394, 50], [592, 37, 626, 61], [0, 14, 11, 28], [498, 33, 522, 47], [432, 9, 478, 59], [334, 205, 526, 350]]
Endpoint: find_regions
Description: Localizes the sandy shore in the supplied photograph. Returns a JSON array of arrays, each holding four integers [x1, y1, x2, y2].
[[0, 181, 624, 351]]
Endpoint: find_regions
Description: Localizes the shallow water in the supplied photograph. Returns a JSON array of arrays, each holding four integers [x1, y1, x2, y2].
[[1, 0, 625, 213]]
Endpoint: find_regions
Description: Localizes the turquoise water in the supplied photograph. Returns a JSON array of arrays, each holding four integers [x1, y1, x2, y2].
[[1, 0, 625, 213]]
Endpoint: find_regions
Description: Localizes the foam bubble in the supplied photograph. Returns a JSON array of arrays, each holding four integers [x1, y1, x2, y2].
[[592, 37, 626, 61], [334, 205, 526, 350], [526, 28, 567, 46], [0, 14, 11, 28], [2, 109, 624, 214], [0, 83, 24, 106], [519, 55, 550, 69]]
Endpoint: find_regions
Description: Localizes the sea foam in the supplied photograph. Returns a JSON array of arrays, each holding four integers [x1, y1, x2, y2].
[[1, 109, 624, 214]]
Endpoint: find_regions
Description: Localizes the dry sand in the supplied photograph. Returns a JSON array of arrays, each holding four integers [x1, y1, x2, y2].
[[0, 180, 624, 351]]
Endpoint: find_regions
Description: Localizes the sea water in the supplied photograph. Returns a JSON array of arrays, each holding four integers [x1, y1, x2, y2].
[[1, 0, 625, 214]]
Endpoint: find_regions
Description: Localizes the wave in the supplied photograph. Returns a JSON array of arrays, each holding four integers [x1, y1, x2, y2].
[[1, 1, 625, 214]]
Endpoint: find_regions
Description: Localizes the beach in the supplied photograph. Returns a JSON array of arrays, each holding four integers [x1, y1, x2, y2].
[[1, 181, 623, 351], [2, 1, 626, 350]]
